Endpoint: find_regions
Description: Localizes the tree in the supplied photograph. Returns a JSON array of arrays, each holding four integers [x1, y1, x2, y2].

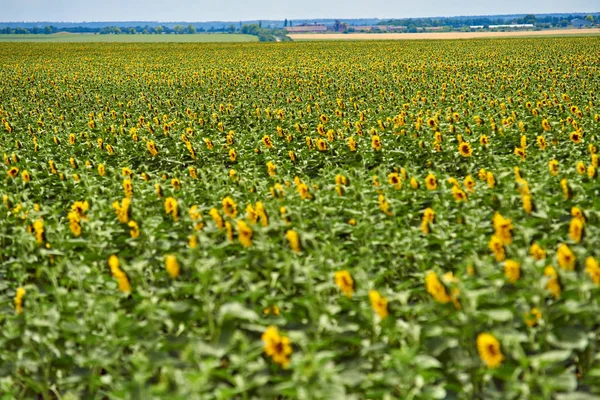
[[585, 15, 594, 23], [186, 24, 196, 34], [259, 21, 262, 28], [523, 14, 536, 25], [154, 26, 164, 34], [284, 18, 288, 28], [173, 25, 185, 34], [44, 26, 53, 34], [241, 24, 259, 35], [127, 27, 136, 34], [227, 24, 236, 34]]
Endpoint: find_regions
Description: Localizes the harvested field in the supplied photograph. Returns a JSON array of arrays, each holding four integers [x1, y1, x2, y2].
[[289, 28, 600, 40]]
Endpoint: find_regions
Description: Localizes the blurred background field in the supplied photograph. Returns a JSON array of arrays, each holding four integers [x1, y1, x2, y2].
[[0, 33, 259, 42]]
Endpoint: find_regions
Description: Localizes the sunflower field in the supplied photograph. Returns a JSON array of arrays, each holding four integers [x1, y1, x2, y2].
[[1, 37, 600, 399]]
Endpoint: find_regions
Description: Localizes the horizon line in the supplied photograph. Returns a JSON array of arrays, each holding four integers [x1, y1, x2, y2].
[[1, 10, 599, 25]]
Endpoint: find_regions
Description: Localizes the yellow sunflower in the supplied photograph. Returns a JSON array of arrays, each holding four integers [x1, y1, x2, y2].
[[458, 142, 472, 157], [477, 333, 504, 368], [334, 270, 354, 298]]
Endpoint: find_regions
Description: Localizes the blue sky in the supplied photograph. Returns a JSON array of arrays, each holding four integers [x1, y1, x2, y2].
[[2, 0, 598, 22]]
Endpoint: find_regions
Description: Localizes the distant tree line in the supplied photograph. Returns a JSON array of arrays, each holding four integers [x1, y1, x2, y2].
[[240, 24, 291, 42], [0, 22, 292, 42], [3, 14, 593, 36], [0, 24, 243, 35], [380, 14, 596, 31]]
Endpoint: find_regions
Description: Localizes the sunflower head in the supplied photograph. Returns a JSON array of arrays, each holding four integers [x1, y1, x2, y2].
[[557, 243, 575, 271], [8, 167, 19, 178], [477, 333, 504, 368], [237, 220, 253, 247], [262, 135, 273, 149], [222, 196, 237, 218], [368, 290, 388, 319], [334, 270, 354, 298], [504, 260, 521, 283], [371, 135, 382, 151], [570, 131, 582, 144], [425, 173, 437, 190], [458, 142, 472, 157]]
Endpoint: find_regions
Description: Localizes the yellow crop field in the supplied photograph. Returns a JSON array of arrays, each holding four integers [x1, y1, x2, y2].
[[1, 37, 600, 398]]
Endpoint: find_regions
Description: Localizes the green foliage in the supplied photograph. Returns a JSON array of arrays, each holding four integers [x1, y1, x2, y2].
[[240, 24, 290, 42], [0, 37, 600, 398]]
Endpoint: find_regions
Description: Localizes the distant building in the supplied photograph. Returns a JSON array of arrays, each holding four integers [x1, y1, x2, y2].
[[285, 24, 327, 33], [571, 19, 592, 28], [377, 25, 407, 32], [387, 26, 408, 32], [368, 26, 387, 32], [489, 24, 534, 28], [351, 25, 407, 33], [333, 20, 349, 32], [471, 24, 534, 29]]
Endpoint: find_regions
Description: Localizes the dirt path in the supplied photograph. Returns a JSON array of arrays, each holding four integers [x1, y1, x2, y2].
[[288, 28, 600, 41]]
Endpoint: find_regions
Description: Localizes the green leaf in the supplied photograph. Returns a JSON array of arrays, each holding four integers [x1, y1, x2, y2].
[[530, 350, 572, 367], [481, 309, 513, 322], [555, 394, 600, 400], [218, 302, 259, 323], [413, 354, 442, 369], [547, 328, 589, 351]]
